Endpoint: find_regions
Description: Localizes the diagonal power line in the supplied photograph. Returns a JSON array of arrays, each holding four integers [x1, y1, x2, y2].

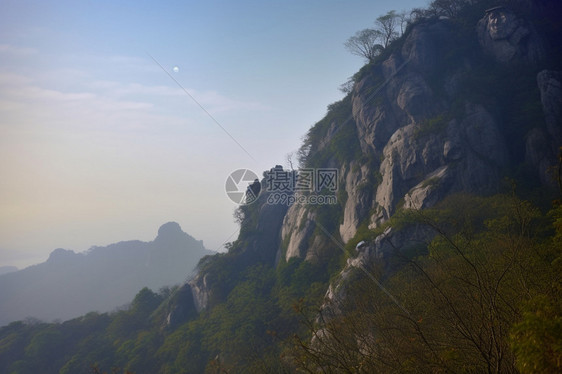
[[147, 52, 256, 162], [213, 228, 239, 253]]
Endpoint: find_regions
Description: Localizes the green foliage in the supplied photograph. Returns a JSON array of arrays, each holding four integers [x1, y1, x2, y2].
[[509, 203, 562, 373], [276, 257, 331, 310], [131, 288, 162, 317], [0, 249, 333, 374], [510, 294, 562, 374], [1, 199, 560, 374], [292, 194, 561, 373], [107, 289, 164, 344], [299, 94, 358, 168], [344, 220, 374, 255]]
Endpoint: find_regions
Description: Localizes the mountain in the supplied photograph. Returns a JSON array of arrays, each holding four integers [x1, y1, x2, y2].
[[185, 0, 561, 315], [157, 1, 562, 370], [0, 266, 18, 276], [0, 1, 560, 373], [0, 222, 213, 326]]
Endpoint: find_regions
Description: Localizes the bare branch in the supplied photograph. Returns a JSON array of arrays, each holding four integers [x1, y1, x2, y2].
[[344, 28, 384, 63]]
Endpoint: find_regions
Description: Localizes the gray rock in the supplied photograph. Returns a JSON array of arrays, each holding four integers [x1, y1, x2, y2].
[[188, 272, 210, 313], [282, 205, 316, 260], [477, 7, 546, 64], [396, 73, 433, 121], [352, 70, 402, 153], [374, 103, 508, 223], [401, 21, 451, 74], [537, 70, 562, 146], [525, 128, 556, 186], [339, 161, 374, 243], [165, 283, 197, 329], [320, 224, 432, 320], [525, 70, 562, 186], [304, 234, 333, 263], [403, 166, 450, 210]]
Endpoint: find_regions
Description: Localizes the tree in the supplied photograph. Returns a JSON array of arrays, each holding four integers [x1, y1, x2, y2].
[[290, 194, 560, 373], [429, 0, 467, 18], [375, 10, 400, 48], [344, 28, 384, 63], [509, 202, 562, 374], [397, 10, 410, 35], [409, 7, 429, 23], [345, 10, 405, 62], [285, 151, 296, 171], [338, 77, 355, 94]]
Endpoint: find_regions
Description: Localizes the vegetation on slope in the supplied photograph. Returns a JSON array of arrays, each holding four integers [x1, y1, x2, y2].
[[0, 194, 560, 373], [1, 1, 561, 373]]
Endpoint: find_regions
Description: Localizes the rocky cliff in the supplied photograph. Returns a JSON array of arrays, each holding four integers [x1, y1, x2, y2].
[[283, 4, 559, 263], [167, 2, 561, 325]]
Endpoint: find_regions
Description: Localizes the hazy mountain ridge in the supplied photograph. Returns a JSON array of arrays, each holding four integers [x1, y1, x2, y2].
[[0, 222, 213, 326], [0, 266, 18, 275]]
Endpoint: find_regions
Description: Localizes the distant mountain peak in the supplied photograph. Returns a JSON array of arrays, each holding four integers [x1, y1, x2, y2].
[[157, 222, 183, 237], [47, 248, 81, 263], [155, 222, 193, 245], [0, 223, 212, 326]]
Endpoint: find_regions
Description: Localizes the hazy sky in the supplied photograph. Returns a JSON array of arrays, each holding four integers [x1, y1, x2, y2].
[[0, 0, 428, 269]]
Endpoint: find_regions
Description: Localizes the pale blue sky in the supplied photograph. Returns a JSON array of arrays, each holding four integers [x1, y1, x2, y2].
[[0, 0, 428, 269]]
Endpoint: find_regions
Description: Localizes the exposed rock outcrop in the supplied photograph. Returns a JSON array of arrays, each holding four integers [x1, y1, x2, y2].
[[477, 6, 546, 65], [375, 103, 508, 221], [182, 171, 291, 312], [537, 70, 562, 147], [165, 283, 197, 329], [279, 11, 551, 269], [281, 205, 316, 260], [188, 272, 210, 313], [321, 224, 432, 319], [313, 6, 558, 331], [526, 70, 562, 186], [170, 5, 560, 326], [339, 161, 374, 243]]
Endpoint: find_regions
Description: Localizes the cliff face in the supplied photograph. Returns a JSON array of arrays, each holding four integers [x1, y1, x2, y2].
[[530, 70, 562, 185], [476, 6, 546, 65], [166, 171, 290, 324], [170, 4, 561, 319], [281, 8, 560, 264]]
